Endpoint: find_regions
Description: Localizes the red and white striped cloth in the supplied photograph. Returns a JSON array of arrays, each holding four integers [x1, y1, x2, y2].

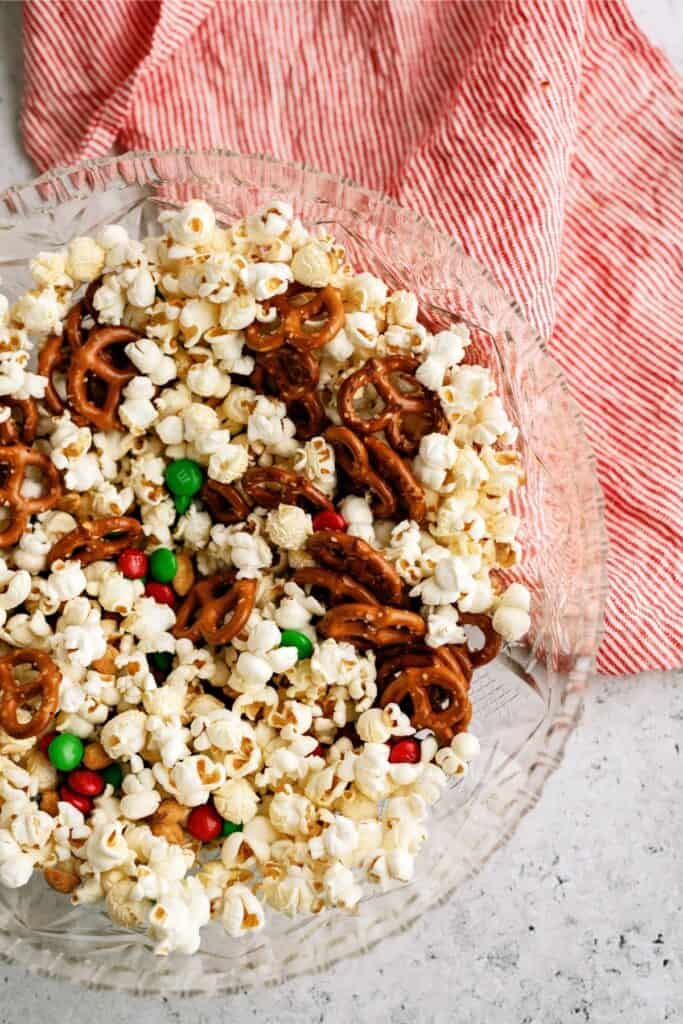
[[21, 0, 682, 675]]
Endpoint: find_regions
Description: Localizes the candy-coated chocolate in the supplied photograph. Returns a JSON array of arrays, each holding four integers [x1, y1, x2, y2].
[[388, 738, 421, 764], [38, 731, 57, 755], [279, 629, 314, 660], [174, 494, 192, 515], [221, 819, 244, 837], [165, 459, 203, 498], [68, 768, 105, 797], [101, 763, 123, 790], [312, 509, 347, 532], [59, 784, 93, 815], [48, 733, 84, 772], [150, 651, 174, 674], [187, 803, 223, 842], [149, 547, 177, 583], [118, 548, 148, 579], [145, 581, 176, 607]]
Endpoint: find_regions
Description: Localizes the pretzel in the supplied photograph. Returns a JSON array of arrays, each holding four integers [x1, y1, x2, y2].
[[0, 445, 63, 547], [317, 603, 426, 650], [251, 347, 326, 440], [38, 290, 99, 418], [66, 325, 138, 431], [173, 573, 257, 644], [293, 567, 380, 606], [338, 355, 447, 455], [379, 663, 472, 744], [46, 516, 143, 567], [376, 643, 473, 690], [325, 426, 426, 523], [201, 479, 250, 525], [306, 531, 406, 606], [243, 466, 332, 514], [245, 284, 344, 353], [459, 613, 502, 669], [0, 649, 61, 739], [0, 397, 39, 445]]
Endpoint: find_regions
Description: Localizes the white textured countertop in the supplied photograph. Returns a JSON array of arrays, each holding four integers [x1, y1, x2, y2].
[[0, 3, 681, 1022]]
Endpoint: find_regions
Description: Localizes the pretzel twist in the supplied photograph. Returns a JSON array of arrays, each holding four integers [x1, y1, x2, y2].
[[46, 516, 143, 567], [0, 445, 63, 547], [66, 325, 138, 431], [293, 567, 380, 607], [338, 355, 446, 455], [173, 574, 257, 645], [0, 649, 61, 739], [0, 397, 39, 446], [317, 602, 426, 649], [325, 426, 426, 523], [245, 285, 344, 353], [251, 347, 326, 440], [306, 530, 406, 606], [379, 663, 472, 745], [201, 479, 250, 525], [243, 466, 332, 514]]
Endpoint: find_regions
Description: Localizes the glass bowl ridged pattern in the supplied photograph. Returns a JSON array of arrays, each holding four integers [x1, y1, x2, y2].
[[0, 151, 607, 995]]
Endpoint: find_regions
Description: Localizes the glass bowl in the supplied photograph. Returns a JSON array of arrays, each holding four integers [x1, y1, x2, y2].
[[0, 151, 606, 995]]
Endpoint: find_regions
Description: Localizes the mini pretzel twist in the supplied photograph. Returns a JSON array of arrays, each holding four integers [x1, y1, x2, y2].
[[66, 325, 138, 431], [173, 573, 257, 645], [245, 284, 345, 353], [317, 602, 426, 650], [338, 355, 447, 455], [201, 479, 250, 525], [46, 516, 143, 567], [0, 649, 61, 739], [251, 347, 326, 440], [379, 663, 472, 745], [459, 612, 502, 669], [325, 426, 426, 523], [306, 530, 406, 606], [0, 445, 63, 547], [38, 288, 100, 418], [0, 397, 39, 446], [243, 466, 332, 514], [293, 567, 380, 606], [376, 643, 473, 691]]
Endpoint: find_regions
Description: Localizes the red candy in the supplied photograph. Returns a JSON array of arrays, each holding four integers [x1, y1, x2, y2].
[[312, 510, 347, 532], [388, 738, 421, 764], [187, 803, 223, 842], [38, 731, 57, 755], [59, 784, 94, 815], [118, 548, 148, 579], [67, 768, 105, 798], [145, 581, 176, 606]]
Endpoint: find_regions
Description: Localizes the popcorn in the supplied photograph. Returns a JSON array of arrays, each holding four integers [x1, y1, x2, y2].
[[265, 504, 312, 551], [492, 582, 531, 641], [0, 198, 529, 952]]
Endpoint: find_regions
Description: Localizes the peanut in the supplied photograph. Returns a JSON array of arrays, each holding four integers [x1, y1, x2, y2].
[[173, 551, 195, 596], [150, 798, 189, 845], [44, 864, 80, 893], [40, 790, 59, 816], [82, 741, 113, 770]]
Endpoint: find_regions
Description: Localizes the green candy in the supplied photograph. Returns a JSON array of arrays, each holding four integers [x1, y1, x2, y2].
[[165, 459, 203, 498], [48, 733, 84, 773], [149, 547, 177, 583], [174, 494, 192, 515], [150, 651, 174, 674], [221, 819, 244, 837], [101, 763, 123, 790], [279, 629, 314, 661]]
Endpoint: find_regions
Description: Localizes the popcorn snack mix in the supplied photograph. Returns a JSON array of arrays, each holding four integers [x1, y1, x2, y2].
[[0, 200, 531, 955]]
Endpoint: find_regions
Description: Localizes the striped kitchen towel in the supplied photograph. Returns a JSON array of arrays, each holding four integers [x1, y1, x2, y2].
[[20, 0, 683, 675]]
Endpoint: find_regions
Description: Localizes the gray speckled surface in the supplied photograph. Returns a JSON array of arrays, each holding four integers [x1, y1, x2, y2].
[[1, 2, 681, 1021]]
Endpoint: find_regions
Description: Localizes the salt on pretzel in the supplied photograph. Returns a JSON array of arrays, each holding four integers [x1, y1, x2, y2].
[[0, 649, 61, 739], [325, 426, 426, 523], [46, 516, 143, 567], [337, 355, 447, 455], [245, 284, 344, 353]]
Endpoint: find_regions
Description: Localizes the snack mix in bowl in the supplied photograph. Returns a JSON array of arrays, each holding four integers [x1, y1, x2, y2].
[[0, 196, 533, 957]]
